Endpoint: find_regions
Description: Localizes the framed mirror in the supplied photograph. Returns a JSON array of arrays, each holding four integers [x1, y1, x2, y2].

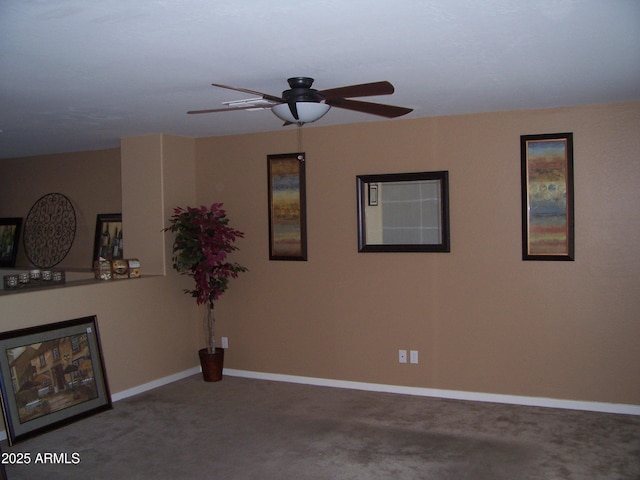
[[356, 171, 450, 252]]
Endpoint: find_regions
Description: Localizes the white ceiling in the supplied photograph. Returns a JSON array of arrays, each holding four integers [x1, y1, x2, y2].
[[1, 0, 639, 159]]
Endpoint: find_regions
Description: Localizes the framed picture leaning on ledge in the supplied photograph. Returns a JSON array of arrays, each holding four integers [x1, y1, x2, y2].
[[0, 218, 22, 268], [92, 213, 123, 264]]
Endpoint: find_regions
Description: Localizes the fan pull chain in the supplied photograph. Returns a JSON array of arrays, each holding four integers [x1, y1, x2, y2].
[[296, 124, 303, 152]]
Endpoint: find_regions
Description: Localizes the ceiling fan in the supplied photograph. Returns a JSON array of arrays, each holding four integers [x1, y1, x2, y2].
[[187, 77, 413, 125]]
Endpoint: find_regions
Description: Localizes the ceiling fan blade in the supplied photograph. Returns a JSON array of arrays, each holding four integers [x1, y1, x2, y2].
[[211, 83, 283, 103], [187, 105, 272, 114], [319, 81, 395, 100], [325, 98, 413, 118]]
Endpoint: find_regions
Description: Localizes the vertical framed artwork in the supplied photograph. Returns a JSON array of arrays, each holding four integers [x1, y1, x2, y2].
[[0, 218, 22, 267], [0, 316, 112, 445], [267, 153, 307, 261], [93, 213, 123, 264], [520, 132, 574, 261]]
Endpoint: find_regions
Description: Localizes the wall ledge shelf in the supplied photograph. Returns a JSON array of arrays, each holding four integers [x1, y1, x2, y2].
[[0, 268, 158, 297]]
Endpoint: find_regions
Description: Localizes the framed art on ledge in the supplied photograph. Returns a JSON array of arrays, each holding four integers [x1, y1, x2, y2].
[[93, 213, 123, 264], [0, 218, 22, 267], [520, 132, 574, 261], [0, 316, 112, 445], [267, 153, 307, 261]]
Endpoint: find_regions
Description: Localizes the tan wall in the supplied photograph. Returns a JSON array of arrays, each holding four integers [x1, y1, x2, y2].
[[196, 102, 640, 405], [0, 134, 202, 399], [0, 149, 121, 269], [1, 102, 638, 409], [0, 277, 199, 394]]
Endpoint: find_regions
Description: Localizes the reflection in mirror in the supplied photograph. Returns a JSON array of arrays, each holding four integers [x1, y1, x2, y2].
[[357, 171, 450, 252]]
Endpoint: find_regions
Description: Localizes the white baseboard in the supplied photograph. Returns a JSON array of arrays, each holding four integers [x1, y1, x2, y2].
[[223, 368, 640, 416], [2, 366, 637, 443], [110, 366, 201, 402], [0, 366, 201, 443]]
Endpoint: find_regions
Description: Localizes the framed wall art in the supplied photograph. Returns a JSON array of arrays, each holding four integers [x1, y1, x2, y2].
[[267, 153, 307, 261], [520, 132, 574, 261], [0, 316, 112, 446], [0, 218, 22, 268], [93, 213, 123, 264]]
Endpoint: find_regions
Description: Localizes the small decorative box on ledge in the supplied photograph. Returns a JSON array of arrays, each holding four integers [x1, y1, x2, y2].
[[93, 258, 141, 281], [3, 268, 65, 291]]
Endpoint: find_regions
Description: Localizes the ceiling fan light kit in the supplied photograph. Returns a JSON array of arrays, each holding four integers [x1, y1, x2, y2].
[[189, 76, 413, 126], [271, 102, 331, 125]]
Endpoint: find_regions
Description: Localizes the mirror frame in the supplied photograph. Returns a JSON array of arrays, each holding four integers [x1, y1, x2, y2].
[[356, 171, 450, 253]]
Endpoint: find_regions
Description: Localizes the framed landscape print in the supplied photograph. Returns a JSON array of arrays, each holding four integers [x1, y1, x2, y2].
[[520, 133, 574, 261], [0, 218, 23, 268], [267, 153, 307, 261], [0, 316, 112, 445]]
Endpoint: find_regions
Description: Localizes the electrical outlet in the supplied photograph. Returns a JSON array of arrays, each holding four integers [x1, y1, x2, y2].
[[399, 349, 407, 363], [410, 350, 419, 364], [221, 337, 229, 349]]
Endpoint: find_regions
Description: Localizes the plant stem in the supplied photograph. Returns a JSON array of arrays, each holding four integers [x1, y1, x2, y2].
[[207, 302, 216, 354]]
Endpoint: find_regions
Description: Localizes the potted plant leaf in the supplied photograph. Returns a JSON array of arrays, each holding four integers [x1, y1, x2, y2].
[[164, 203, 247, 381]]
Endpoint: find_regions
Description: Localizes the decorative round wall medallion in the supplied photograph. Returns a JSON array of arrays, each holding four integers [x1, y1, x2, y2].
[[23, 193, 77, 268]]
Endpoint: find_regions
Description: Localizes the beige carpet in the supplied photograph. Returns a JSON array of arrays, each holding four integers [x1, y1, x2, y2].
[[3, 374, 640, 479]]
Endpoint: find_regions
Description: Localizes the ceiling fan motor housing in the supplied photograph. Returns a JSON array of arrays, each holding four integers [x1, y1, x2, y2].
[[280, 77, 326, 121], [282, 77, 324, 103]]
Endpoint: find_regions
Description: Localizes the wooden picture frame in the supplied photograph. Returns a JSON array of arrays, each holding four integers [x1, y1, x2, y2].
[[0, 316, 112, 446], [521, 133, 574, 261], [92, 213, 123, 265], [267, 153, 307, 261], [0, 218, 22, 268]]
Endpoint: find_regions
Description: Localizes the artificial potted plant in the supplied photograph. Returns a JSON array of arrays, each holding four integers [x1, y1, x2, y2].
[[165, 203, 247, 382]]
